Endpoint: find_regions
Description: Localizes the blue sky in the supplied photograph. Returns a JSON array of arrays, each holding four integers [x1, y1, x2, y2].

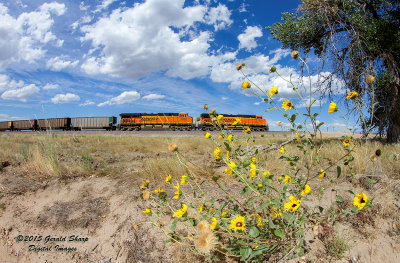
[[0, 0, 355, 131]]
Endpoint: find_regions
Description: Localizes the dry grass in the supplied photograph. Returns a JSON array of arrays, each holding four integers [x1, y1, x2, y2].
[[0, 132, 399, 181]]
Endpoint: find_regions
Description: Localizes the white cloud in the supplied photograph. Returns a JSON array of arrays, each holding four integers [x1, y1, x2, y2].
[[0, 113, 23, 121], [205, 4, 233, 30], [81, 0, 234, 80], [221, 96, 228, 101], [0, 2, 66, 70], [97, 91, 140, 107], [238, 26, 263, 51], [43, 83, 59, 90], [142, 94, 165, 100], [1, 84, 39, 102], [95, 0, 117, 13], [51, 93, 80, 104], [79, 100, 95, 106], [239, 3, 248, 13], [46, 56, 79, 71], [210, 50, 345, 98]]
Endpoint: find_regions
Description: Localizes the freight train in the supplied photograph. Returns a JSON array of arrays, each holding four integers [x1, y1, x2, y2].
[[0, 113, 268, 131]]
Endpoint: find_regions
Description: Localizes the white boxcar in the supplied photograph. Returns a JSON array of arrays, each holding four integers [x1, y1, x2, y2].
[[70, 117, 117, 130]]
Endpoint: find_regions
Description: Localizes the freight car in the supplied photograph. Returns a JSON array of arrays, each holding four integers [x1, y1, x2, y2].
[[70, 117, 117, 130], [198, 113, 268, 131], [0, 121, 10, 131], [0, 117, 117, 131], [119, 113, 193, 131], [37, 118, 70, 130]]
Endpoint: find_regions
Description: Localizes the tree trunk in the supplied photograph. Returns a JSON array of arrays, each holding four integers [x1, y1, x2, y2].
[[387, 83, 400, 143]]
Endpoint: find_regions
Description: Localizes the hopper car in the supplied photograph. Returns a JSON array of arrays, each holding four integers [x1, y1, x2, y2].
[[1, 117, 117, 131]]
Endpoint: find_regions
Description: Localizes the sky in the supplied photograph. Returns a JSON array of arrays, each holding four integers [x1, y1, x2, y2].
[[0, 0, 356, 131]]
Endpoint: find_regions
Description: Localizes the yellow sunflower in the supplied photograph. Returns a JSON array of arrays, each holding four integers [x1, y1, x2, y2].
[[213, 147, 221, 161], [173, 183, 181, 199], [224, 168, 233, 176], [270, 207, 282, 218], [343, 137, 351, 147], [269, 85, 278, 98], [346, 91, 358, 100], [353, 192, 369, 210], [205, 132, 211, 139], [282, 99, 293, 111], [328, 101, 338, 114], [228, 161, 237, 169], [228, 134, 233, 142], [241, 81, 251, 90], [232, 118, 241, 125], [257, 214, 263, 227], [173, 204, 188, 218], [218, 134, 224, 140], [280, 147, 285, 154], [198, 203, 204, 213], [180, 174, 188, 185], [284, 175, 292, 184], [210, 217, 218, 230], [140, 180, 150, 189], [165, 174, 171, 183], [250, 162, 257, 178], [229, 216, 246, 232], [301, 184, 311, 195], [154, 188, 164, 194], [142, 208, 151, 214], [319, 169, 325, 180], [243, 126, 251, 133], [284, 196, 302, 212]]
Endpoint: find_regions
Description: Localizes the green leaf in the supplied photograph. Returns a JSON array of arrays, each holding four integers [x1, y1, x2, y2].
[[351, 208, 359, 214], [273, 229, 285, 239], [249, 226, 260, 238], [336, 195, 344, 204], [316, 122, 325, 130], [240, 247, 252, 260], [265, 107, 277, 113], [224, 142, 232, 152], [337, 166, 342, 178], [316, 205, 324, 213], [290, 114, 296, 122], [242, 160, 251, 167], [170, 220, 177, 232], [269, 218, 276, 229], [216, 202, 227, 217], [346, 190, 355, 196], [264, 98, 269, 102], [283, 214, 296, 224]]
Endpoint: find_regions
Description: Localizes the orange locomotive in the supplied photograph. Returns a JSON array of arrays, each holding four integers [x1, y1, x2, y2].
[[119, 113, 193, 131], [198, 113, 268, 131]]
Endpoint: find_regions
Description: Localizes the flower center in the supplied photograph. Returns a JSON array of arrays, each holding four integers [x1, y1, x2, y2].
[[360, 197, 365, 204], [236, 222, 243, 227], [291, 203, 297, 208]]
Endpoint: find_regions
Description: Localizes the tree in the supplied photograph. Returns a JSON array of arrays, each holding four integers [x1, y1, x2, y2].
[[268, 0, 400, 143]]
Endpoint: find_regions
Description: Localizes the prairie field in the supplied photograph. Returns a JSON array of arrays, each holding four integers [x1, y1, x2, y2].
[[0, 131, 399, 262]]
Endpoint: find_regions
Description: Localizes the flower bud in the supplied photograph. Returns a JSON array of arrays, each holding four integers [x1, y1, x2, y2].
[[366, 75, 375, 84], [269, 66, 276, 73], [236, 64, 243, 71], [291, 50, 299, 59], [168, 143, 178, 152]]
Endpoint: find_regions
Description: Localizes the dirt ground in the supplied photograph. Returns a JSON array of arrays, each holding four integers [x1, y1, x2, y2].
[[0, 132, 399, 262]]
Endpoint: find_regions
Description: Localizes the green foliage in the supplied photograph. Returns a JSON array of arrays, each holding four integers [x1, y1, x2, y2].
[[268, 0, 400, 142]]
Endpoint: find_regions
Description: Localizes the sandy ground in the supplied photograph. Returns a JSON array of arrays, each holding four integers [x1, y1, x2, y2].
[[0, 132, 398, 263]]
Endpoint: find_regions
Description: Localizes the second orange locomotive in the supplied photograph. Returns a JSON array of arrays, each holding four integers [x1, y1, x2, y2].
[[119, 112, 268, 131]]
